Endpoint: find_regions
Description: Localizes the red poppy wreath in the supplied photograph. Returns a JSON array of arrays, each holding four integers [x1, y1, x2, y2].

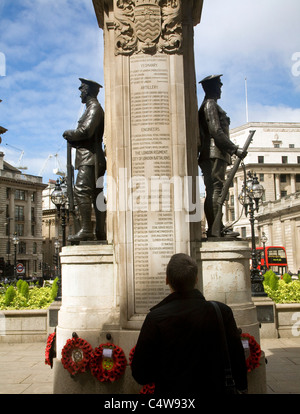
[[129, 346, 155, 394], [241, 333, 261, 372], [61, 332, 93, 377], [45, 332, 56, 368], [90, 343, 127, 382]]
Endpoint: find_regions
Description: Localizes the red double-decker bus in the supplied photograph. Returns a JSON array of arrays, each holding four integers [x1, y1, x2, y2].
[[256, 246, 288, 275]]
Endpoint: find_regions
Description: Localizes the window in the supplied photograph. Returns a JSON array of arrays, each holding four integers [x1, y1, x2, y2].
[[31, 224, 35, 237], [6, 241, 10, 255], [274, 144, 280, 148], [298, 156, 300, 164], [281, 190, 287, 198], [241, 227, 247, 238], [282, 156, 288, 164], [296, 174, 300, 183], [289, 144, 295, 148], [258, 156, 264, 164], [31, 192, 35, 202], [15, 206, 24, 221], [259, 174, 264, 182], [33, 242, 37, 254], [6, 188, 10, 199], [18, 242, 26, 254], [280, 174, 287, 183], [15, 223, 24, 236], [15, 189, 26, 200], [31, 207, 35, 222]]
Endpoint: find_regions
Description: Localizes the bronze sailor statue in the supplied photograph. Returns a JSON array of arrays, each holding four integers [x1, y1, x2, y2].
[[63, 78, 106, 242]]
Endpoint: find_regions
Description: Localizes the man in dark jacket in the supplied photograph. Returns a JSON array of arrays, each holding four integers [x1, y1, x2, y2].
[[131, 253, 248, 394], [63, 78, 106, 241]]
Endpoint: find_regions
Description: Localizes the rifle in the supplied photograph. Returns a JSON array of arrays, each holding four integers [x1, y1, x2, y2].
[[210, 130, 256, 237], [66, 141, 81, 234]]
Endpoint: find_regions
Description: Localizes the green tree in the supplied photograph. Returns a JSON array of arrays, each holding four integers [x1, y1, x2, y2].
[[282, 273, 292, 284], [51, 278, 59, 300], [4, 286, 16, 306], [16, 279, 23, 292], [263, 270, 276, 287], [269, 272, 279, 291], [20, 281, 29, 300]]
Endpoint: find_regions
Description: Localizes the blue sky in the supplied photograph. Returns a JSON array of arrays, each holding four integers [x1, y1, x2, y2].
[[0, 0, 300, 183]]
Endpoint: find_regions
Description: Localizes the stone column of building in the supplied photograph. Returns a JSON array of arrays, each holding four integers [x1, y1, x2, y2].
[[291, 173, 296, 193], [275, 173, 281, 200], [93, 0, 203, 328]]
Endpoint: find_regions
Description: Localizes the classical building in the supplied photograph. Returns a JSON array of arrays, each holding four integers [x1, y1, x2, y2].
[[0, 152, 47, 279], [225, 122, 300, 273], [42, 180, 76, 279]]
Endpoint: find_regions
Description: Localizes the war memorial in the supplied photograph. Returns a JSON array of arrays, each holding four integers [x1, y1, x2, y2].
[[52, 0, 266, 393]]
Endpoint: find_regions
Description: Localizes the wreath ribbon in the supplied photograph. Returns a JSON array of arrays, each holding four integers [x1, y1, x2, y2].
[[90, 342, 127, 382]]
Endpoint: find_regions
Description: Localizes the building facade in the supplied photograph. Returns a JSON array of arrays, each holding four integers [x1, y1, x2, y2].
[[0, 152, 47, 280], [225, 122, 300, 273]]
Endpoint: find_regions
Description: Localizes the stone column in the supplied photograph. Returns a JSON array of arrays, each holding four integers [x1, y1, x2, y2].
[[275, 174, 281, 200], [93, 0, 203, 328], [291, 173, 296, 194]]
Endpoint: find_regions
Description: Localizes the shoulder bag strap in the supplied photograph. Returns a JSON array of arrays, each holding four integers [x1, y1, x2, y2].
[[210, 301, 236, 389]]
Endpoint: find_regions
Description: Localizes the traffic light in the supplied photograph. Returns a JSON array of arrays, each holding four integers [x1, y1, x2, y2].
[[53, 254, 58, 266], [0, 257, 4, 274]]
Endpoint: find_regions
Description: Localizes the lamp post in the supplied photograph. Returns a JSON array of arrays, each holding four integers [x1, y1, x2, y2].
[[12, 232, 19, 280], [54, 239, 61, 300], [51, 178, 68, 301], [261, 232, 268, 273], [51, 178, 68, 247], [239, 171, 267, 297]]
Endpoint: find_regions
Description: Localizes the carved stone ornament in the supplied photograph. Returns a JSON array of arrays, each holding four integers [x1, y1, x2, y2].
[[114, 0, 182, 55]]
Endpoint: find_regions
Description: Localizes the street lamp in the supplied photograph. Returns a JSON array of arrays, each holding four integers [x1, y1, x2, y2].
[[261, 232, 268, 273], [12, 232, 19, 280], [51, 178, 68, 301], [239, 171, 267, 297], [51, 178, 68, 247], [54, 239, 61, 301]]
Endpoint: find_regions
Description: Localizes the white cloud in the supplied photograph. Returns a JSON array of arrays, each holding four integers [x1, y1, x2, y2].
[[194, 0, 300, 127], [0, 0, 104, 183]]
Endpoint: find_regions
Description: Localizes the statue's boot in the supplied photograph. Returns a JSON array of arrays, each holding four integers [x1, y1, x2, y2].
[[222, 228, 240, 238], [68, 203, 94, 242]]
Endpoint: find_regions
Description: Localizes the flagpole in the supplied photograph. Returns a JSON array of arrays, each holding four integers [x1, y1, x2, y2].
[[245, 77, 249, 123]]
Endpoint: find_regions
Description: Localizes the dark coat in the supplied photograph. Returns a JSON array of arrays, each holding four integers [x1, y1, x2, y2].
[[131, 289, 248, 394]]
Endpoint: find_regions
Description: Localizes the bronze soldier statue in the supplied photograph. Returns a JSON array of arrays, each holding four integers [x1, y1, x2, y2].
[[63, 78, 106, 242], [198, 75, 246, 238]]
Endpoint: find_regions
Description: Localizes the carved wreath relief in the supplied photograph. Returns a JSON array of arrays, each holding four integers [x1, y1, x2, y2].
[[114, 0, 182, 55]]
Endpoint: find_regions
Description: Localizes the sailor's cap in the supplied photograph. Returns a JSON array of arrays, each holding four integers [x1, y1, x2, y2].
[[79, 78, 103, 90], [199, 74, 223, 84]]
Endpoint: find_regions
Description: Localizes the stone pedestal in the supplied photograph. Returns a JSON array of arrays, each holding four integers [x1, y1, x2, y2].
[[194, 240, 267, 394], [55, 244, 118, 356], [194, 240, 260, 340], [53, 244, 143, 393], [253, 296, 278, 339]]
